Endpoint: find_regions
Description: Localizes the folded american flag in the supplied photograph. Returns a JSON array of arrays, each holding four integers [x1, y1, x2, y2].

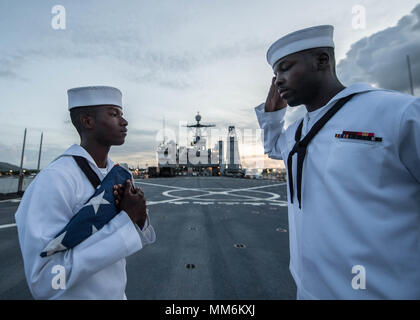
[[40, 165, 132, 257]]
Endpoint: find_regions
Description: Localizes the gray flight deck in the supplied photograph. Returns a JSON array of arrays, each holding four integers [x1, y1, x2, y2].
[[0, 176, 297, 300]]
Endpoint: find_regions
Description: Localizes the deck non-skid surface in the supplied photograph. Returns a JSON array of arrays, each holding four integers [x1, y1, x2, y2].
[[0, 177, 296, 299]]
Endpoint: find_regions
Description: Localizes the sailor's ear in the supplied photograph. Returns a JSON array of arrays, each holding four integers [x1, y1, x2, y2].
[[315, 51, 331, 71], [80, 113, 95, 130]]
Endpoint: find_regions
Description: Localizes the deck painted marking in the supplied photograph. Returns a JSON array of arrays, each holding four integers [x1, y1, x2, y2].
[[135, 181, 287, 206]]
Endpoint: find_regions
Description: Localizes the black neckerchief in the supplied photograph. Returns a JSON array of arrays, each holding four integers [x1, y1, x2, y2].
[[73, 155, 101, 189], [287, 93, 357, 209]]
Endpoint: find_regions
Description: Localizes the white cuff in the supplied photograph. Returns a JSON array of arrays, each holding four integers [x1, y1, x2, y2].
[[115, 210, 143, 255], [255, 103, 287, 128], [134, 210, 156, 247]]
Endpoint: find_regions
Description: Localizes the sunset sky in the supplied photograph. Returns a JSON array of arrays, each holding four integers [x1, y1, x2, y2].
[[0, 0, 419, 170]]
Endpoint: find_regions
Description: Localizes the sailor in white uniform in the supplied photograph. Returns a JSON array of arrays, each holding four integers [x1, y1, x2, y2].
[[15, 86, 156, 299], [255, 25, 420, 299]]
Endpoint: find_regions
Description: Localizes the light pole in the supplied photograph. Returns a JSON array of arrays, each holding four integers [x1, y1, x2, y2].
[[17, 128, 27, 194], [36, 132, 43, 173], [407, 55, 414, 95]]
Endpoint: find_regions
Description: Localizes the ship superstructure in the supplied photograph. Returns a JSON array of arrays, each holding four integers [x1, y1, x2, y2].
[[156, 112, 243, 177]]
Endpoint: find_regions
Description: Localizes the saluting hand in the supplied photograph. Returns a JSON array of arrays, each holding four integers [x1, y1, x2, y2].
[[113, 180, 147, 229], [265, 77, 287, 112]]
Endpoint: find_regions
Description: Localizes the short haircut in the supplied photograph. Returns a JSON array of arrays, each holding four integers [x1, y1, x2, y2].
[[70, 106, 98, 135]]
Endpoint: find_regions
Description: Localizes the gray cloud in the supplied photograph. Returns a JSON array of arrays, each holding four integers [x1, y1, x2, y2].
[[0, 141, 68, 170], [2, 0, 418, 168], [337, 4, 420, 94], [0, 52, 29, 80], [126, 128, 157, 137], [0, 1, 266, 92]]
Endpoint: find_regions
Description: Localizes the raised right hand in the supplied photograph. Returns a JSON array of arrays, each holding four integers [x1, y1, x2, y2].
[[265, 77, 287, 112]]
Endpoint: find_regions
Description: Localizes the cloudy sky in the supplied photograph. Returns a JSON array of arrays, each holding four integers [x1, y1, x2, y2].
[[0, 0, 419, 170]]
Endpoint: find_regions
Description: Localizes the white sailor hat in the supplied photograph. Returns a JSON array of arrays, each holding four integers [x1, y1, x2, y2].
[[267, 25, 335, 70], [67, 86, 122, 110]]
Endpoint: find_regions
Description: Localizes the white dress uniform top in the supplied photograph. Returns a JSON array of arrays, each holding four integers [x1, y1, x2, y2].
[[15, 86, 156, 300], [256, 26, 420, 299]]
